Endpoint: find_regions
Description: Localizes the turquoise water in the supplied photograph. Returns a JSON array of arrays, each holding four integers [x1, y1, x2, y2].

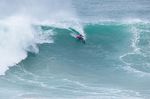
[[0, 0, 150, 99]]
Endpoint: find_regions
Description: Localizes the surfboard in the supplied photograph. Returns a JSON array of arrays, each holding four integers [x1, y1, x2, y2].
[[69, 27, 80, 34], [69, 28, 85, 39]]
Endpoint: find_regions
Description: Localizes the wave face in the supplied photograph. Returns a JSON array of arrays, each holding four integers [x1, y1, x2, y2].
[[0, 0, 150, 99]]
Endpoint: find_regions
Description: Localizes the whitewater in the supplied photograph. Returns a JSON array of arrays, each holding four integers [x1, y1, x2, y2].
[[0, 0, 150, 99]]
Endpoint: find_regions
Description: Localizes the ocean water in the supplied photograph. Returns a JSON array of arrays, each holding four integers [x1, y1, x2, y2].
[[0, 0, 150, 99]]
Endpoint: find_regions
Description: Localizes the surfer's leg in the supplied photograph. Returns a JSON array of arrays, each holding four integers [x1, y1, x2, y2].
[[82, 40, 86, 44]]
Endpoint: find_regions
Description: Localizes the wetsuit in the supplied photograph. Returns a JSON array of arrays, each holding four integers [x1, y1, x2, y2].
[[76, 35, 83, 40]]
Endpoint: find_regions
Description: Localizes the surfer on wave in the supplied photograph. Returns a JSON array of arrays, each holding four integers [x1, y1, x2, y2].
[[76, 34, 85, 44]]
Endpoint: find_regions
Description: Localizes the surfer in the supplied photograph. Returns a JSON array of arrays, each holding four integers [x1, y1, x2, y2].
[[76, 34, 83, 40], [76, 34, 85, 44]]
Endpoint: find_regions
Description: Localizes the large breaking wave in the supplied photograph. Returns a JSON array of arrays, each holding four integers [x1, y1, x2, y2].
[[0, 0, 85, 75]]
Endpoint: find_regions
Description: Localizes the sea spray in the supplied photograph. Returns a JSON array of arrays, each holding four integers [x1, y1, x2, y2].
[[0, 15, 54, 75]]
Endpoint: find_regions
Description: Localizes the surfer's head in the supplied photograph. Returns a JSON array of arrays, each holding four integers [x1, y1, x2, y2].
[[79, 34, 82, 37]]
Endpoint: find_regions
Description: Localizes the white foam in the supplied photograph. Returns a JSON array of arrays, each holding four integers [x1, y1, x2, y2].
[[121, 18, 150, 24], [130, 26, 141, 53], [119, 21, 150, 76], [0, 15, 54, 75], [61, 79, 142, 99]]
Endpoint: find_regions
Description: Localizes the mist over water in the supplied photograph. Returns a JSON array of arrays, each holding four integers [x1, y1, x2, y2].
[[73, 0, 150, 21], [0, 0, 150, 99]]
